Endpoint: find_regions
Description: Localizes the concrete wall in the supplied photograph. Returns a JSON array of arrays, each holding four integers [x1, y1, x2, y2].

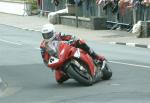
[[60, 16, 107, 30], [0, 1, 31, 16], [60, 16, 91, 29]]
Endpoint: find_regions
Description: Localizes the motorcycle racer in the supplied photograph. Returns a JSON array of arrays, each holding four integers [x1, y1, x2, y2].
[[40, 24, 105, 84]]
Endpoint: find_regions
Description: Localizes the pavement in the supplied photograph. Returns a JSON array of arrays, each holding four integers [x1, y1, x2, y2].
[[0, 13, 150, 48]]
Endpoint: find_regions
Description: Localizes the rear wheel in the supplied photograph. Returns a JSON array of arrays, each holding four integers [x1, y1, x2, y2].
[[101, 62, 112, 80], [66, 59, 93, 86]]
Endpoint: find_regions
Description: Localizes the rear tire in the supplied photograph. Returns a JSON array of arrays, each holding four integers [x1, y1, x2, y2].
[[101, 63, 112, 80], [66, 59, 93, 86]]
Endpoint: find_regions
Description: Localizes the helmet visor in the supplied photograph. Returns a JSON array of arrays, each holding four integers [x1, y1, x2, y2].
[[42, 31, 54, 39]]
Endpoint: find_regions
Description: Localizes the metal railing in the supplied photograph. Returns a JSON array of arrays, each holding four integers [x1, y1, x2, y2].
[[39, 0, 66, 13]]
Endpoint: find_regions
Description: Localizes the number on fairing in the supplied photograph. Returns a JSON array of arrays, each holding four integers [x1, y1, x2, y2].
[[48, 56, 59, 64]]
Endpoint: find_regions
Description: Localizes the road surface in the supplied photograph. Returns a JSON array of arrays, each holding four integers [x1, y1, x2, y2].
[[0, 25, 150, 103]]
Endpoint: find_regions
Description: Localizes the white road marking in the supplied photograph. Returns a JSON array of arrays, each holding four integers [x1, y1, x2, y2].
[[111, 83, 120, 86], [109, 42, 116, 44], [126, 43, 135, 47], [0, 87, 22, 97], [148, 45, 150, 49], [0, 39, 22, 45], [108, 60, 150, 69]]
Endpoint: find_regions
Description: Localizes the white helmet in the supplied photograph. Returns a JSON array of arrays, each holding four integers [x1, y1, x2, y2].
[[41, 24, 55, 41]]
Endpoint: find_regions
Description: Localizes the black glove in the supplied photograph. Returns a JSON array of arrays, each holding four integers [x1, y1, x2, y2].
[[40, 47, 45, 58]]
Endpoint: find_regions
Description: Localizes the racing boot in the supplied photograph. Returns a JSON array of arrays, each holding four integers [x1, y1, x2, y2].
[[90, 50, 105, 62], [89, 50, 106, 70]]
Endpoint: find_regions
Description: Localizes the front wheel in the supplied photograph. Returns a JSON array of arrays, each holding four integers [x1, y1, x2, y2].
[[66, 59, 93, 86], [101, 61, 112, 80]]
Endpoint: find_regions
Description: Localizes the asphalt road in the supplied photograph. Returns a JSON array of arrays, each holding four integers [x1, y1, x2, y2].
[[0, 25, 150, 103]]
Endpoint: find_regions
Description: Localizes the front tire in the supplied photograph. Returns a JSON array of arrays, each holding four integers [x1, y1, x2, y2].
[[66, 59, 93, 86]]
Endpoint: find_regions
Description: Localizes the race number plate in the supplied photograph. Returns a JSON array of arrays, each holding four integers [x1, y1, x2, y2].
[[48, 56, 59, 64]]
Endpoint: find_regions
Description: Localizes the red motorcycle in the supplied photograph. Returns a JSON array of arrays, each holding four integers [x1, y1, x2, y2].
[[46, 41, 112, 86]]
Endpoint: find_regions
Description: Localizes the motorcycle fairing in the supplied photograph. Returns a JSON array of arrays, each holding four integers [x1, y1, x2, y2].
[[78, 52, 95, 76], [48, 42, 75, 68], [74, 48, 80, 58], [47, 41, 95, 76], [48, 56, 59, 65]]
